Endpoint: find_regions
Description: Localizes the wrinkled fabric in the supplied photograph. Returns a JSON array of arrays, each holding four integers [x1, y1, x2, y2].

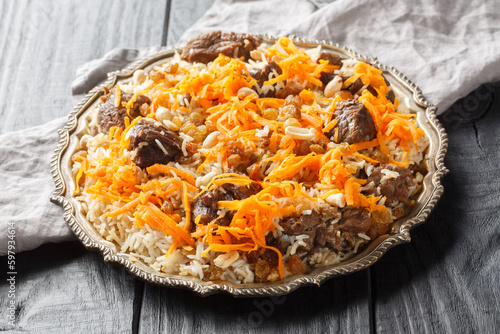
[[1, 0, 499, 255]]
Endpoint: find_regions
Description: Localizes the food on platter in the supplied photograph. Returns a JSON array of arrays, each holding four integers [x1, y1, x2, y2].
[[71, 32, 428, 283]]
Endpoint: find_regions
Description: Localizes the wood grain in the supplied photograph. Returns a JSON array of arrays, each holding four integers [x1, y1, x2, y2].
[[372, 82, 500, 333], [0, 0, 165, 332], [1, 0, 499, 333], [138, 271, 371, 333], [0, 242, 137, 332], [0, 0, 166, 135]]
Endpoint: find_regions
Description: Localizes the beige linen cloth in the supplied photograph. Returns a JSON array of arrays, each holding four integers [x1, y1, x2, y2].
[[1, 0, 499, 255]]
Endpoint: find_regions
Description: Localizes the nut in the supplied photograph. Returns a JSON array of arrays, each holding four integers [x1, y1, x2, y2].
[[250, 49, 265, 61], [324, 76, 343, 98], [284, 126, 316, 140], [283, 117, 302, 129], [202, 131, 220, 148], [237, 87, 258, 100], [133, 70, 146, 86], [214, 251, 240, 269], [325, 193, 346, 208], [156, 106, 172, 122]]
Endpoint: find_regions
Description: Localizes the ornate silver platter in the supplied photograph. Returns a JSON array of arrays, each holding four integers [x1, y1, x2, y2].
[[51, 35, 448, 296]]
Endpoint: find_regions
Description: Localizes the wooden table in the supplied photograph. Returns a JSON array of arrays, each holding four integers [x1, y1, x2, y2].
[[1, 1, 499, 332]]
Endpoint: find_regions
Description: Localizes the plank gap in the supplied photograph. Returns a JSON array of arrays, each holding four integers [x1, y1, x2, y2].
[[132, 279, 145, 334], [368, 267, 377, 334], [161, 0, 172, 46]]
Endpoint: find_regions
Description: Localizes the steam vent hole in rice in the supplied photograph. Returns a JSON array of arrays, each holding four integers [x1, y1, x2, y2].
[[72, 31, 429, 284]]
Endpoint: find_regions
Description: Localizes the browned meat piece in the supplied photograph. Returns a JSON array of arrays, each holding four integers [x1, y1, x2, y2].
[[347, 78, 364, 95], [366, 165, 415, 204], [98, 93, 151, 132], [274, 81, 304, 99], [317, 52, 344, 67], [265, 233, 291, 255], [338, 207, 373, 234], [128, 119, 182, 168], [329, 99, 377, 144], [180, 31, 261, 64], [322, 207, 373, 254], [263, 249, 279, 268], [366, 85, 378, 97], [221, 182, 262, 200], [281, 212, 320, 235], [245, 250, 260, 264], [192, 198, 219, 225], [280, 213, 321, 252], [314, 224, 327, 248], [386, 90, 396, 104], [320, 71, 336, 87], [192, 183, 261, 225], [249, 61, 282, 97]]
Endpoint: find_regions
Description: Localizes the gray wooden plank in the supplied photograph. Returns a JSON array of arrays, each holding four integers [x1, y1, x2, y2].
[[372, 82, 500, 333], [0, 0, 165, 135], [138, 271, 371, 334], [0, 0, 166, 332], [0, 242, 137, 333]]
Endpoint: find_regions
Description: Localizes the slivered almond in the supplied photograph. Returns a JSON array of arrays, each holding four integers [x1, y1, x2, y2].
[[324, 76, 343, 98], [214, 251, 240, 269], [114, 85, 122, 108], [284, 126, 316, 140], [133, 70, 146, 85]]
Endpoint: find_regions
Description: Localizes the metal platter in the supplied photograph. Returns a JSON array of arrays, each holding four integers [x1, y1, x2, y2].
[[51, 35, 449, 296]]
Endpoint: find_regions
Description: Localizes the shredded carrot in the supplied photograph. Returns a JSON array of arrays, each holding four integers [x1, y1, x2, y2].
[[301, 113, 323, 128], [146, 164, 196, 186], [182, 182, 191, 232], [135, 203, 195, 246], [348, 138, 380, 152], [105, 190, 153, 217]]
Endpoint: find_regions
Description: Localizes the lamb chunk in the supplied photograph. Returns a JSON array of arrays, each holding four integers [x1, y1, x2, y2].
[[265, 234, 291, 255], [280, 213, 321, 252], [386, 90, 396, 104], [320, 71, 336, 87], [347, 78, 364, 95], [338, 207, 373, 234], [249, 61, 282, 98], [314, 224, 327, 248], [274, 80, 304, 99], [366, 85, 378, 97], [201, 185, 235, 210], [221, 182, 262, 200], [322, 207, 373, 253], [281, 212, 320, 235], [180, 31, 261, 64], [128, 119, 182, 168], [317, 52, 344, 67], [329, 99, 376, 144], [192, 183, 261, 225], [366, 165, 414, 204], [246, 250, 260, 264], [192, 199, 219, 225], [98, 92, 151, 132]]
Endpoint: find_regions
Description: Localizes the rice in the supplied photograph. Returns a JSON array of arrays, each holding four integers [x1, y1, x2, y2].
[[72, 35, 429, 284]]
